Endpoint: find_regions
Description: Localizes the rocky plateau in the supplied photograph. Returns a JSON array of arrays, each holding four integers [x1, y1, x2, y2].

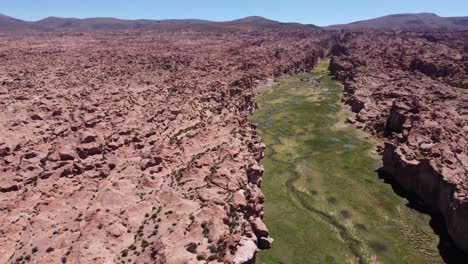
[[0, 30, 329, 263]]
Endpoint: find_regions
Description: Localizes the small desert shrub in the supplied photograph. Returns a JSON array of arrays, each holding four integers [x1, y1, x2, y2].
[[141, 240, 149, 249], [185, 242, 197, 254], [208, 244, 217, 253]]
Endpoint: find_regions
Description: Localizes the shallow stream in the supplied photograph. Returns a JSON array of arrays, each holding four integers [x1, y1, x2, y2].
[[250, 60, 445, 264]]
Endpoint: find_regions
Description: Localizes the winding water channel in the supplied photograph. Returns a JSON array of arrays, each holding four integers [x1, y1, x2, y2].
[[250, 60, 445, 264]]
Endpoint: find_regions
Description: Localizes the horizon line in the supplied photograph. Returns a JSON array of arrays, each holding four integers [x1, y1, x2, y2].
[[2, 12, 467, 27]]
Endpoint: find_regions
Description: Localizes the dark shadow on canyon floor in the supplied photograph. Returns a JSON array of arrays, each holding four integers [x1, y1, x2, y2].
[[377, 168, 468, 264]]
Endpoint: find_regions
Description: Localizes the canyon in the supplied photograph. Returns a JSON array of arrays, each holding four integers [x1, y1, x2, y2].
[[330, 31, 468, 258], [0, 12, 467, 264], [252, 60, 449, 264]]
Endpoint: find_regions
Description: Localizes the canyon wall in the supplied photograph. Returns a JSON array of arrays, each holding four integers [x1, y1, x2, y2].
[[0, 30, 329, 263], [330, 31, 468, 253]]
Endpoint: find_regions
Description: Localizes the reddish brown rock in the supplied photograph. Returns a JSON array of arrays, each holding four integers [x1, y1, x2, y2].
[[58, 150, 75, 161], [250, 217, 270, 238], [0, 145, 10, 157], [80, 132, 97, 144], [0, 30, 329, 263], [140, 157, 162, 171], [258, 237, 274, 249]]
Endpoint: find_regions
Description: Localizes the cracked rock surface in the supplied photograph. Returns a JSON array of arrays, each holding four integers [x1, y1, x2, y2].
[[0, 30, 329, 263]]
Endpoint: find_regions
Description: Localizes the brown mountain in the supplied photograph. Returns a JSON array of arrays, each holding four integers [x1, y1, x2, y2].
[[325, 13, 468, 31], [224, 16, 321, 30], [0, 13, 32, 31], [0, 14, 320, 32], [33, 16, 212, 31], [3, 13, 466, 32]]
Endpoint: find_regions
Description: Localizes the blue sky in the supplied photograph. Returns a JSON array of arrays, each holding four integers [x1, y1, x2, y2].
[[1, 0, 467, 26]]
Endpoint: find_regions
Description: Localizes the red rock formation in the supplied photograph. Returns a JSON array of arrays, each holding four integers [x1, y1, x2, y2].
[[330, 31, 468, 253], [0, 30, 329, 263]]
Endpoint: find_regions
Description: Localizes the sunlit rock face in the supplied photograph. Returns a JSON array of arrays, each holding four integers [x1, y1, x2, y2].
[[0, 30, 330, 263]]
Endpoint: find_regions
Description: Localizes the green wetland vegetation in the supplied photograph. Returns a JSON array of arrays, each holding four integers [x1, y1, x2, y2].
[[251, 60, 445, 264]]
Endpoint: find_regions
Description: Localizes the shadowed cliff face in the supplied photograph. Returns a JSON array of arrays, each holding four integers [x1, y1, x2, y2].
[[383, 143, 468, 255], [330, 31, 468, 255]]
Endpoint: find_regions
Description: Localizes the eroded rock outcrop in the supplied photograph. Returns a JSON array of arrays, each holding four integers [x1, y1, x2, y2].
[[0, 30, 330, 263], [330, 31, 468, 253]]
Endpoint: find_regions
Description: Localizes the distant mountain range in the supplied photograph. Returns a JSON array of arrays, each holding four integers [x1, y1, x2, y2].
[[325, 13, 468, 31], [0, 13, 467, 32], [0, 14, 320, 32]]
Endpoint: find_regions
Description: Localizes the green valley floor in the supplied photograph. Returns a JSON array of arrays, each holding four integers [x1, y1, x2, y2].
[[251, 60, 444, 264]]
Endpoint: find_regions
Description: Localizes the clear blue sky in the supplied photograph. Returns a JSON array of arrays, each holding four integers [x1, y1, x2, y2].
[[1, 0, 467, 26]]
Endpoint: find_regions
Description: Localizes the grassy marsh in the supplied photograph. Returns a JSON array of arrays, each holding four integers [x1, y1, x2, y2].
[[251, 60, 444, 264]]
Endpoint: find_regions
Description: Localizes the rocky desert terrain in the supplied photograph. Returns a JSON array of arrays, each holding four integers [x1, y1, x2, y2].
[[330, 31, 468, 254], [0, 30, 330, 263], [1, 10, 468, 264]]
